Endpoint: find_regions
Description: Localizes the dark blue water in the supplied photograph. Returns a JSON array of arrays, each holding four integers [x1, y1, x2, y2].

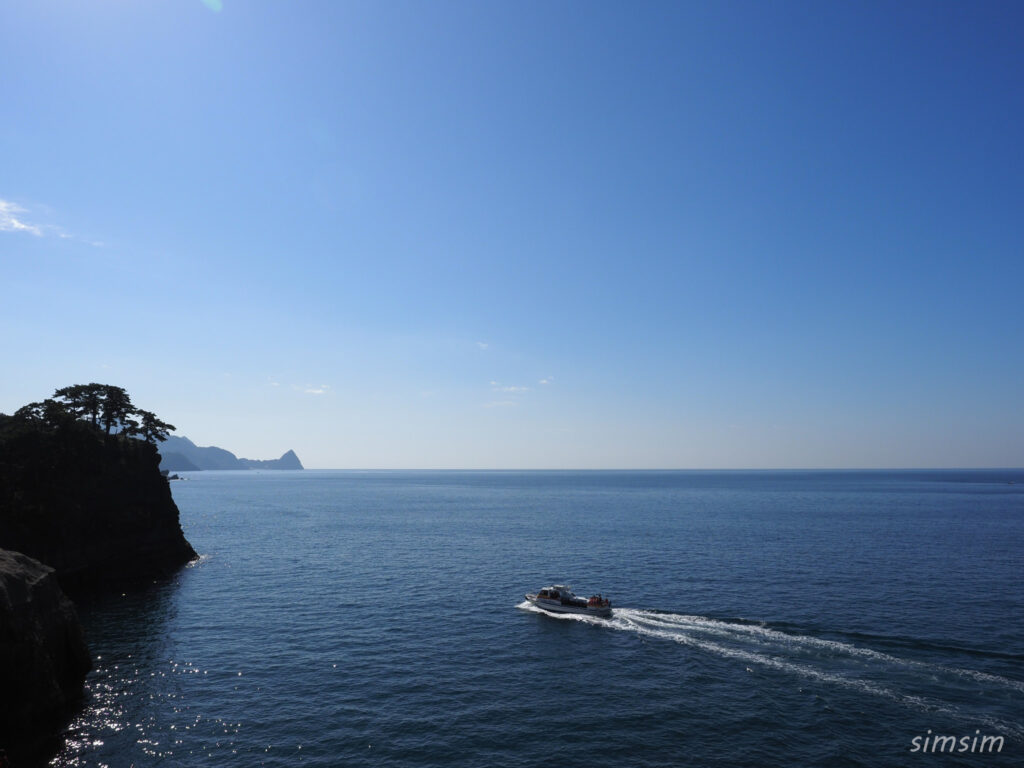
[[56, 471, 1023, 766]]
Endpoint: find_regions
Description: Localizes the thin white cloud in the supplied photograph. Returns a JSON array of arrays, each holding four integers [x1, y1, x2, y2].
[[0, 198, 102, 245], [538, 378, 552, 385], [476, 341, 489, 350], [491, 381, 530, 393], [288, 382, 331, 395], [60, 231, 104, 247], [0, 200, 42, 236]]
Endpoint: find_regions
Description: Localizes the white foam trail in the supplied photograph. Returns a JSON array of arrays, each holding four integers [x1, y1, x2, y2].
[[628, 611, 1024, 694], [518, 603, 1024, 738], [611, 611, 896, 697]]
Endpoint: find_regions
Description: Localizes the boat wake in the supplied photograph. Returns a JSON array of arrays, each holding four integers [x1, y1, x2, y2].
[[516, 602, 1024, 738]]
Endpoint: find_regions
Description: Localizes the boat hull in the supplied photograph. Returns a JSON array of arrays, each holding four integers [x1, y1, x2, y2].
[[525, 594, 612, 618]]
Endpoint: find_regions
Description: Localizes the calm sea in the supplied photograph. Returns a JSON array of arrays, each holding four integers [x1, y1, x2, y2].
[[55, 470, 1023, 767]]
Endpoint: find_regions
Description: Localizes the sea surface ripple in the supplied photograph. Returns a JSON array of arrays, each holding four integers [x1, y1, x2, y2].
[[55, 470, 1024, 767]]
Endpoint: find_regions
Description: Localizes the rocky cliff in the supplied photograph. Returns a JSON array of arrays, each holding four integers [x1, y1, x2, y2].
[[0, 549, 91, 763], [156, 450, 201, 472], [0, 415, 197, 592]]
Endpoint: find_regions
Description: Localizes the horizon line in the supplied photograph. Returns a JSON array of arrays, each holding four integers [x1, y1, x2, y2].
[[284, 466, 1024, 472]]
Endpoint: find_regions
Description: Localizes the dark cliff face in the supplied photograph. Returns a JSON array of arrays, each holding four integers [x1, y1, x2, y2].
[[0, 416, 197, 592], [157, 451, 201, 472], [0, 549, 91, 763]]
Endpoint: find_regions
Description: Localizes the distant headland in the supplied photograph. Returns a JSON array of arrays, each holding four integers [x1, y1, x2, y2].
[[159, 435, 304, 471]]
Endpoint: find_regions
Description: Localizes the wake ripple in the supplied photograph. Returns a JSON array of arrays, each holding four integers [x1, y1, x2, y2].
[[516, 602, 1024, 739]]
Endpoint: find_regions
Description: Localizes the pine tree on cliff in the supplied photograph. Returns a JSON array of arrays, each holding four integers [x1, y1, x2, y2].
[[20, 385, 175, 446], [100, 385, 133, 435], [138, 410, 174, 444], [53, 383, 104, 427], [13, 399, 74, 426], [120, 416, 141, 441]]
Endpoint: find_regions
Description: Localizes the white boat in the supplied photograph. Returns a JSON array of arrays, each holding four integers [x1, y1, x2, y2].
[[525, 584, 612, 618]]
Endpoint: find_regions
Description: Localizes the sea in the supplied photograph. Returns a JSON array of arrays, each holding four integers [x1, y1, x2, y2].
[[53, 470, 1023, 767]]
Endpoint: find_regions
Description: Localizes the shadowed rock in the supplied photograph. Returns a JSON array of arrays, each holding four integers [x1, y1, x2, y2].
[[0, 549, 91, 763], [0, 414, 197, 592]]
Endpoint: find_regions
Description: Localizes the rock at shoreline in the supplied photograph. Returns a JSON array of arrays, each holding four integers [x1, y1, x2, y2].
[[0, 549, 91, 761], [158, 451, 201, 472]]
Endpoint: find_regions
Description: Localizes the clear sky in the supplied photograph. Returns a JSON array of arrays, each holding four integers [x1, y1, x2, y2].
[[2, 1, 1022, 469]]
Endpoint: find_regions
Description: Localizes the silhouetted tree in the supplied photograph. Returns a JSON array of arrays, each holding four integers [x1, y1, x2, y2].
[[53, 383, 105, 426], [13, 385, 175, 445], [14, 400, 75, 426], [120, 417, 142, 441], [13, 402, 47, 421], [136, 410, 173, 444], [100, 385, 133, 435]]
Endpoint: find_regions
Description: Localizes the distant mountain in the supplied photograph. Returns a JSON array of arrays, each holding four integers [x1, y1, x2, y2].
[[238, 449, 303, 470], [158, 436, 304, 471]]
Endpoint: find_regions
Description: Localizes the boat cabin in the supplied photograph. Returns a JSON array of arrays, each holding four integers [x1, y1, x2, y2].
[[537, 585, 575, 600]]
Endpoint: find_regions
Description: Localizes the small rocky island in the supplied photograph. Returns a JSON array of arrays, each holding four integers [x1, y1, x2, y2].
[[0, 384, 197, 764]]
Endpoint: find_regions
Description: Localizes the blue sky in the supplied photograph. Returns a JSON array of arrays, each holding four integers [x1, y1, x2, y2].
[[2, 1, 1022, 468]]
